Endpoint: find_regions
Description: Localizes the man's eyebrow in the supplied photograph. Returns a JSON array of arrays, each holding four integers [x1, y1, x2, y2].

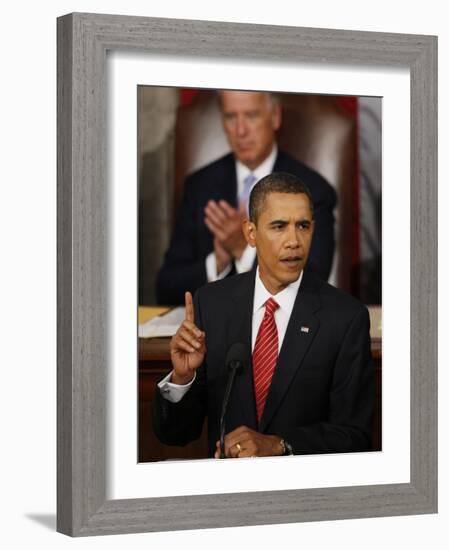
[[268, 219, 288, 226], [268, 218, 312, 226]]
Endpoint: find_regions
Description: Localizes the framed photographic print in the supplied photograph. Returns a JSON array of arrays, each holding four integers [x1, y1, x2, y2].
[[136, 85, 382, 464], [57, 12, 437, 536]]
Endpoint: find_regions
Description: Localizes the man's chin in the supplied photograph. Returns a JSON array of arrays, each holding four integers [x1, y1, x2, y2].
[[235, 150, 257, 167], [279, 269, 302, 286], [287, 272, 302, 283], [279, 261, 303, 277]]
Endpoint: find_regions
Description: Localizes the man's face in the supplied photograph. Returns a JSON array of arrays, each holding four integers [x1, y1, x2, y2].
[[220, 91, 281, 170], [243, 192, 314, 295]]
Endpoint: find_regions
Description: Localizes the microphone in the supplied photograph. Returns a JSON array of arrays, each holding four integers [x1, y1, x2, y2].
[[219, 343, 248, 459]]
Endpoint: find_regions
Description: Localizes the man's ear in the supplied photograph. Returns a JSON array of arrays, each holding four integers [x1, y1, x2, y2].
[[242, 219, 257, 248]]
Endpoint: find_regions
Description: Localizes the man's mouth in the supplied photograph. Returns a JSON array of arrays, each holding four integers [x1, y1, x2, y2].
[[237, 143, 252, 151], [280, 256, 302, 266]]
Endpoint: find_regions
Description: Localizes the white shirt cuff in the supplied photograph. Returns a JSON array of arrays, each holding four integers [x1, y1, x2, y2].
[[157, 371, 196, 403], [205, 252, 232, 282], [235, 245, 256, 273]]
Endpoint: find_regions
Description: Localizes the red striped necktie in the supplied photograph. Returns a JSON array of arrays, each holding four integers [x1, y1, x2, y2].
[[253, 297, 279, 422]]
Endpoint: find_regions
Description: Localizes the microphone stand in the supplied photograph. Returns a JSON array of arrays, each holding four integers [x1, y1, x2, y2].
[[219, 360, 241, 459]]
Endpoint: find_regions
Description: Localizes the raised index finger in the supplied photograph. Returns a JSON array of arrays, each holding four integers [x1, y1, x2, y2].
[[185, 291, 194, 322]]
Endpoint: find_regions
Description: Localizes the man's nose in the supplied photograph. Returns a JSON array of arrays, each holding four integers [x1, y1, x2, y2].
[[235, 117, 248, 136], [285, 227, 300, 248]]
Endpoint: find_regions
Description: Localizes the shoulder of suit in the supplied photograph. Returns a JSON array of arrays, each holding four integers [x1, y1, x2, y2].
[[314, 276, 368, 317], [275, 149, 320, 179], [276, 149, 336, 202], [195, 271, 253, 301], [185, 152, 234, 183]]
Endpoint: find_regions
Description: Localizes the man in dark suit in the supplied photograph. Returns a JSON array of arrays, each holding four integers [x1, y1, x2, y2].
[[153, 172, 373, 458], [156, 91, 336, 305]]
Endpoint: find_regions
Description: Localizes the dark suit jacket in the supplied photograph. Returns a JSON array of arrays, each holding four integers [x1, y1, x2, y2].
[[156, 150, 337, 305], [153, 269, 374, 457]]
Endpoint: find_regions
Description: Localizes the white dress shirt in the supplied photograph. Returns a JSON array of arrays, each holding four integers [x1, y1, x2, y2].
[[205, 145, 278, 281], [158, 267, 303, 403], [251, 267, 302, 352]]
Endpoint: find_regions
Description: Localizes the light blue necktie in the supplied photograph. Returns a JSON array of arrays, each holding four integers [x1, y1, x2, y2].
[[239, 173, 257, 213]]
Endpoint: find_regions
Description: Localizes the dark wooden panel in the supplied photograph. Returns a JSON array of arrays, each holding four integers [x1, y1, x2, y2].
[[138, 338, 208, 462]]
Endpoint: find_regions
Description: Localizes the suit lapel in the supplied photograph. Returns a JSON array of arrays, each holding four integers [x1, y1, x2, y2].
[[259, 270, 322, 432], [226, 271, 258, 429], [218, 154, 238, 208]]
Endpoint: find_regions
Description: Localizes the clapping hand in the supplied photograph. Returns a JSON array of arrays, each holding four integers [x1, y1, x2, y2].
[[204, 200, 248, 260]]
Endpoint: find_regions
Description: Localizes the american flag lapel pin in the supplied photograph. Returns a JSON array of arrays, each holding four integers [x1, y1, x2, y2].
[[300, 326, 310, 333]]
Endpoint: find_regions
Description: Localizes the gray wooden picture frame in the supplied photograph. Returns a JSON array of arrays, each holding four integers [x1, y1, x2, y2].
[[57, 12, 437, 537]]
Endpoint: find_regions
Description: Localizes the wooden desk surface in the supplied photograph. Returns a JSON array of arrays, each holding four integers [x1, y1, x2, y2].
[[138, 306, 169, 325]]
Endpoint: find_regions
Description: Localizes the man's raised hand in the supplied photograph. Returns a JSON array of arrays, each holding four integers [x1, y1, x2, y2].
[[170, 292, 206, 385]]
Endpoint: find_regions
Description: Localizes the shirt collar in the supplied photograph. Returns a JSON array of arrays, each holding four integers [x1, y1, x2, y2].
[[253, 266, 303, 316], [236, 144, 278, 186]]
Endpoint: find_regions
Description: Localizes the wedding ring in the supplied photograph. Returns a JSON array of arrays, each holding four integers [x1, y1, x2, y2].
[[236, 443, 242, 453]]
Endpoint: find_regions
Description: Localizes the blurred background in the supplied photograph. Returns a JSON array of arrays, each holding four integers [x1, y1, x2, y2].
[[137, 87, 381, 306]]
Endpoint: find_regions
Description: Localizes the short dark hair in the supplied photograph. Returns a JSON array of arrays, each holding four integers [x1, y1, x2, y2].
[[248, 172, 314, 224]]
